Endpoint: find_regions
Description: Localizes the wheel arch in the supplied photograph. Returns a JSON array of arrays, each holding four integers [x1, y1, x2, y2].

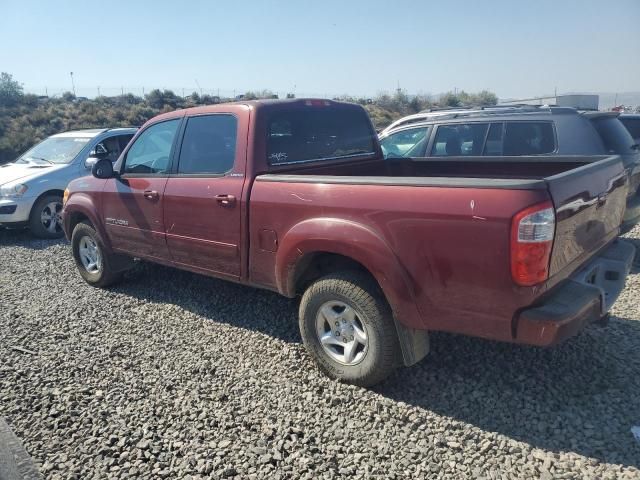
[[276, 218, 429, 366], [28, 189, 66, 216], [62, 193, 112, 250]]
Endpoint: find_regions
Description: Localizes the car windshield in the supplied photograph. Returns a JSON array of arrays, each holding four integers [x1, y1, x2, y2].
[[14, 136, 91, 165]]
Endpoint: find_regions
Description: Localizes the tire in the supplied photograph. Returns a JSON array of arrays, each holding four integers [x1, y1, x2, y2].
[[299, 271, 401, 387], [71, 221, 123, 288], [28, 193, 64, 239]]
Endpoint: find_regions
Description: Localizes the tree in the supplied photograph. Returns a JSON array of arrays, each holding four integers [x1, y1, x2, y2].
[[440, 92, 461, 107], [474, 90, 498, 106], [0, 72, 24, 106], [145, 89, 165, 109]]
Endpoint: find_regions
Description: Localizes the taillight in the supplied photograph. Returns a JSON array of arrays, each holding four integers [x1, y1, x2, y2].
[[510, 201, 555, 286]]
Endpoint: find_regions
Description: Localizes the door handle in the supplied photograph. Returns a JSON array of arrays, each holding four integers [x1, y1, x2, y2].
[[215, 194, 236, 207], [143, 190, 159, 200]]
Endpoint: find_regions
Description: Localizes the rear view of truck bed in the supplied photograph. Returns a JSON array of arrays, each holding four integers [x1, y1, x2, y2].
[[252, 153, 629, 344]]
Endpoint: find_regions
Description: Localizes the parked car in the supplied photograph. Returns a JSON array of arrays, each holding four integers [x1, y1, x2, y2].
[[0, 128, 137, 238], [620, 113, 640, 145], [62, 99, 634, 386], [379, 106, 640, 233]]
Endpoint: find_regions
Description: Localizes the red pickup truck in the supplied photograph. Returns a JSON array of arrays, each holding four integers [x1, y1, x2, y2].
[[62, 99, 635, 386]]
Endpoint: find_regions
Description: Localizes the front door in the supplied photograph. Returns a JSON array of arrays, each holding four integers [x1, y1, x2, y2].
[[102, 118, 181, 260], [163, 113, 244, 278]]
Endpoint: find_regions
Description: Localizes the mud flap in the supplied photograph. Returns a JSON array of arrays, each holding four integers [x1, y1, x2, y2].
[[393, 317, 430, 366]]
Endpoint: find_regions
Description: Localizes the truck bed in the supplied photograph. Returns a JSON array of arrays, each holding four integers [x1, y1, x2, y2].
[[251, 154, 627, 341], [264, 155, 609, 184]]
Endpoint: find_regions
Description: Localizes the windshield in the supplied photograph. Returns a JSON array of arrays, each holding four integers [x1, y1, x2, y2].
[[15, 136, 91, 165]]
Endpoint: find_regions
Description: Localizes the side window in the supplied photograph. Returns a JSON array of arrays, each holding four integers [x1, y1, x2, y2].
[[123, 120, 180, 174], [118, 134, 135, 152], [178, 115, 237, 174], [621, 118, 640, 140], [380, 127, 429, 158], [431, 123, 489, 156], [503, 122, 555, 155], [95, 135, 134, 163], [483, 123, 504, 155]]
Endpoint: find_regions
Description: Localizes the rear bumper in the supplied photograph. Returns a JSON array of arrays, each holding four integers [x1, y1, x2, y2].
[[515, 239, 635, 346]]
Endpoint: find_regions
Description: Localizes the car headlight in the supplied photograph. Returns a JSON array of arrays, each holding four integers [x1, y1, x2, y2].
[[0, 183, 29, 198]]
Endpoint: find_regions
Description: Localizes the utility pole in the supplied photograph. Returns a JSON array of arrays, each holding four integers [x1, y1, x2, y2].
[[97, 86, 101, 97], [69, 72, 76, 96], [121, 86, 124, 95], [195, 79, 202, 96]]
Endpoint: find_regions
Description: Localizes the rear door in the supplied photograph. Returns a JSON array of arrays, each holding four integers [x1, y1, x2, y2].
[[102, 119, 181, 259], [163, 113, 246, 279], [546, 155, 628, 277]]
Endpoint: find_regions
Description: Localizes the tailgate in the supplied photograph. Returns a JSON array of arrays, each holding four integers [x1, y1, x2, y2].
[[547, 155, 628, 276]]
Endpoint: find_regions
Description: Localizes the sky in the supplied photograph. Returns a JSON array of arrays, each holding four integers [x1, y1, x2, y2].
[[1, 0, 639, 100]]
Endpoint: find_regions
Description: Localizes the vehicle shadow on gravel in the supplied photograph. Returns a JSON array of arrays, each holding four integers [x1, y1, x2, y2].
[[115, 260, 640, 468], [114, 261, 302, 344], [0, 228, 65, 250], [380, 320, 640, 469]]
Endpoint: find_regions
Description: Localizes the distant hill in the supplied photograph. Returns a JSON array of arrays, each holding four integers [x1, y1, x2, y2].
[[499, 92, 640, 110]]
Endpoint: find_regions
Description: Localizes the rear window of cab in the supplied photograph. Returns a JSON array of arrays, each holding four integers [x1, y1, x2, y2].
[[267, 106, 376, 165]]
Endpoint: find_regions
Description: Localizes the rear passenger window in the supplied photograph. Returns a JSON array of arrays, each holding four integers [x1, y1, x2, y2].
[[431, 123, 489, 156], [503, 122, 555, 155], [621, 118, 640, 140], [590, 117, 636, 154], [178, 115, 237, 174], [483, 123, 504, 155]]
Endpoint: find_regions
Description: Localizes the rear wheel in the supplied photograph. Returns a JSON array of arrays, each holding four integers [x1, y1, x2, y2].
[[71, 221, 123, 287], [29, 194, 64, 238], [299, 271, 401, 387]]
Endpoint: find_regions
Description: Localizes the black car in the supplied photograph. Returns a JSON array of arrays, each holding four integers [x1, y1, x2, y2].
[[379, 105, 640, 233]]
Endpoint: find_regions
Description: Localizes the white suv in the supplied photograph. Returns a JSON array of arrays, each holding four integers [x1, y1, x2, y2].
[[0, 128, 136, 238]]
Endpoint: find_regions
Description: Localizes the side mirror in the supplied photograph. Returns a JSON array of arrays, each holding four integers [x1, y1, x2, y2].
[[92, 159, 115, 179]]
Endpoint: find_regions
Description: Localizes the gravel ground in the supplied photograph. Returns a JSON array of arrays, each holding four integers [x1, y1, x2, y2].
[[1, 226, 639, 480]]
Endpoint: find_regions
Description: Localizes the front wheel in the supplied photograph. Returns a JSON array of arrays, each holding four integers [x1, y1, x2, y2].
[[29, 194, 64, 238], [71, 221, 123, 288], [299, 271, 401, 387]]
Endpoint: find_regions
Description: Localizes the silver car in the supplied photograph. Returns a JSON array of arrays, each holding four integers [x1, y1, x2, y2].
[[0, 128, 137, 238]]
